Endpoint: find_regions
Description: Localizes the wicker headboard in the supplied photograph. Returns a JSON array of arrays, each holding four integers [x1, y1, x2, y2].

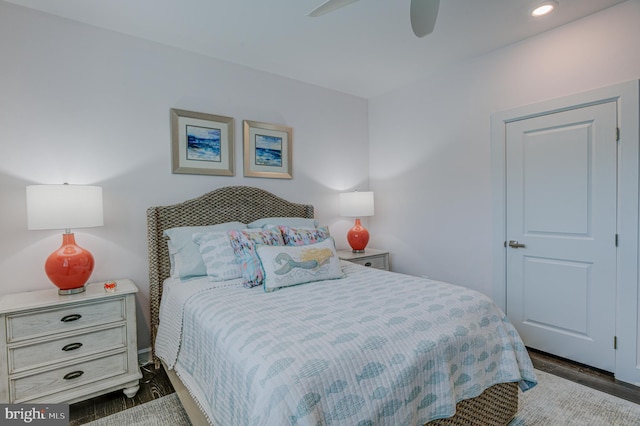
[[147, 185, 314, 364]]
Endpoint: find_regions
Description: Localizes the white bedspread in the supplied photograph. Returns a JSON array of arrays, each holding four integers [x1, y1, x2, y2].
[[156, 261, 537, 425]]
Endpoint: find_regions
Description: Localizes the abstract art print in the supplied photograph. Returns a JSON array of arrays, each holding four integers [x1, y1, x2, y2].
[[255, 134, 282, 167], [186, 125, 221, 162], [171, 109, 234, 176], [243, 120, 292, 179]]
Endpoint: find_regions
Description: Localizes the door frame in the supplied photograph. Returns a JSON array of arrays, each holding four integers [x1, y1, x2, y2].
[[490, 80, 640, 384]]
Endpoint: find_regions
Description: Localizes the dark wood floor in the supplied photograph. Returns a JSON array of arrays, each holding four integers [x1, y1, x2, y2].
[[69, 349, 640, 424], [528, 348, 640, 404]]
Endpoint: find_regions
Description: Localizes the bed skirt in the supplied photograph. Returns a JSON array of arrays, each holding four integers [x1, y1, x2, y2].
[[429, 381, 518, 425], [163, 363, 518, 426]]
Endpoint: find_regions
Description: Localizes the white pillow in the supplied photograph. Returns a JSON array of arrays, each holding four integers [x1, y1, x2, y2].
[[257, 238, 344, 292], [247, 217, 319, 229], [192, 231, 242, 281], [164, 221, 246, 278]]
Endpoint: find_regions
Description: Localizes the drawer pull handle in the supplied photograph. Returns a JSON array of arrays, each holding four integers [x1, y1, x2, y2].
[[364, 262, 372, 267], [62, 342, 83, 352], [60, 314, 82, 322], [63, 371, 84, 380]]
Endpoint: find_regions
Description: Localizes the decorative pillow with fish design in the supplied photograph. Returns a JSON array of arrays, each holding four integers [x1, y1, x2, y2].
[[278, 225, 331, 246], [163, 221, 246, 279], [257, 238, 344, 292], [228, 229, 284, 288], [192, 231, 242, 281]]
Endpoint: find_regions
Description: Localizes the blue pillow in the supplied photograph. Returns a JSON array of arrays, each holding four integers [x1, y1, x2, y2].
[[247, 217, 319, 229]]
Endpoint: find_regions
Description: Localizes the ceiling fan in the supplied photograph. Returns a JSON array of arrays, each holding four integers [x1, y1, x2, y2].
[[307, 0, 440, 38]]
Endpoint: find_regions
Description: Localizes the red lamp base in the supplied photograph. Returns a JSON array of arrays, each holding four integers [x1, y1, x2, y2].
[[45, 233, 95, 295], [347, 218, 370, 253]]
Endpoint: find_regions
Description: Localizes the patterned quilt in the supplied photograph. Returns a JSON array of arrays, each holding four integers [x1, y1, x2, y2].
[[156, 261, 537, 425]]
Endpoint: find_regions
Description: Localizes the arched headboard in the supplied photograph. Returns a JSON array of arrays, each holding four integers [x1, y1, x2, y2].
[[146, 186, 314, 365]]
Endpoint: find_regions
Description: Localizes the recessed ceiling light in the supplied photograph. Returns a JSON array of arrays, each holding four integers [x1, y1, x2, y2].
[[531, 0, 559, 17]]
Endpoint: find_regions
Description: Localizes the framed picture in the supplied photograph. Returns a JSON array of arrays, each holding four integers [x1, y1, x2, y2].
[[243, 120, 292, 179], [170, 108, 234, 176]]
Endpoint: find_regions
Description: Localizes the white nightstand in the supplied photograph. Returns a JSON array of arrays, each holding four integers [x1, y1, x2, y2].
[[337, 248, 390, 271], [0, 279, 142, 404]]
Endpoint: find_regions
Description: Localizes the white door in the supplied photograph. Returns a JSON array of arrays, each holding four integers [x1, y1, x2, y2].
[[506, 101, 617, 371]]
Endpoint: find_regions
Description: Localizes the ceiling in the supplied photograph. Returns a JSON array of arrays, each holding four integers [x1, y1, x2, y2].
[[5, 0, 628, 98]]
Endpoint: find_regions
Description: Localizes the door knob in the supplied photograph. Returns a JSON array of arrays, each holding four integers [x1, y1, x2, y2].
[[508, 240, 526, 248]]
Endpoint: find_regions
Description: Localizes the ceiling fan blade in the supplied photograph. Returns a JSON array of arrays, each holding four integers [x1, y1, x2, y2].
[[307, 0, 361, 17], [410, 0, 440, 37]]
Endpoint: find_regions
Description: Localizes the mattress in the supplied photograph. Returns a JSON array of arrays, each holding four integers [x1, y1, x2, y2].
[[156, 261, 537, 425]]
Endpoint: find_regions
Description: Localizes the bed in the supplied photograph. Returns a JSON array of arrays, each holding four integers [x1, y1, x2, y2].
[[147, 186, 536, 425]]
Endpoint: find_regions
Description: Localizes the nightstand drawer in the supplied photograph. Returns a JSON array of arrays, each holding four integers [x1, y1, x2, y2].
[[350, 256, 388, 270], [9, 324, 126, 373], [337, 249, 390, 271], [6, 298, 125, 343], [11, 351, 128, 403]]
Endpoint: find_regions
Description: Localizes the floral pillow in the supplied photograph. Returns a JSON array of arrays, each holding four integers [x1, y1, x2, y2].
[[257, 238, 344, 292], [278, 225, 331, 246], [192, 231, 242, 281], [227, 229, 284, 288]]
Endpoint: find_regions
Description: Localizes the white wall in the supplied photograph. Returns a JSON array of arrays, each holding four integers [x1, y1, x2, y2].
[[0, 1, 369, 349], [368, 0, 640, 297], [3, 0, 639, 353]]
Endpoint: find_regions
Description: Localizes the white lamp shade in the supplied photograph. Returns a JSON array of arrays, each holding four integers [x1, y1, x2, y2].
[[340, 191, 374, 217], [26, 185, 104, 230]]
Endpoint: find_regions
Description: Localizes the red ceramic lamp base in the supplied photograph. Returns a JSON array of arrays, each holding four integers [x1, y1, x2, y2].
[[45, 233, 94, 295], [347, 218, 370, 253]]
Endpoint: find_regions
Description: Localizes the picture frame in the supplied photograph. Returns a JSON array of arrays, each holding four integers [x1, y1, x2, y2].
[[170, 108, 234, 176], [243, 120, 293, 179]]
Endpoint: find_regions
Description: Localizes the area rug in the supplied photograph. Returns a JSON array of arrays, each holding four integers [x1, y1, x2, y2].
[[509, 370, 640, 425], [85, 370, 640, 425], [84, 393, 191, 426]]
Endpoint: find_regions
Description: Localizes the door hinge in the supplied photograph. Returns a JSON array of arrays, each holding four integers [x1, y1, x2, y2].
[[615, 234, 619, 247], [614, 336, 618, 350], [503, 241, 507, 248], [616, 127, 620, 141]]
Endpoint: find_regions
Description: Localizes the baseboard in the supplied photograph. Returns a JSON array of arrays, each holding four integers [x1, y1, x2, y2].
[[138, 347, 152, 366]]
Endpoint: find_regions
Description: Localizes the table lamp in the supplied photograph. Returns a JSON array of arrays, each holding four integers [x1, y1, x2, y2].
[[26, 184, 104, 295], [340, 191, 374, 253]]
